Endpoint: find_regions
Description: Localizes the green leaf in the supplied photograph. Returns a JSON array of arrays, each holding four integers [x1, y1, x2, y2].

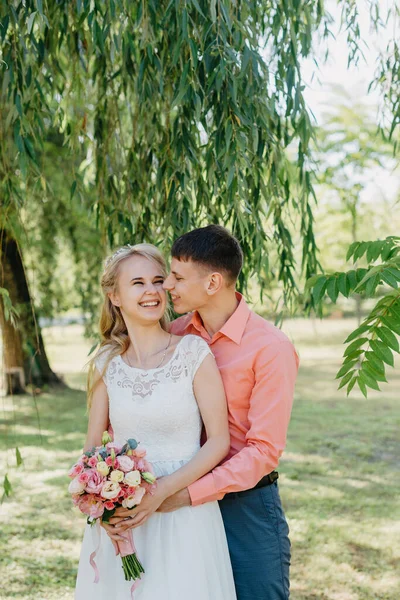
[[191, 0, 205, 18], [343, 337, 368, 357], [362, 361, 387, 383], [381, 316, 400, 336], [312, 276, 327, 304], [381, 270, 398, 289], [369, 339, 394, 367], [376, 326, 399, 352], [27, 11, 37, 34], [2, 474, 12, 501], [359, 370, 380, 391], [336, 361, 357, 379], [347, 269, 357, 291], [346, 242, 359, 262], [305, 274, 321, 291], [346, 376, 357, 396], [387, 267, 400, 281], [344, 323, 370, 343], [358, 376, 368, 398], [338, 370, 355, 389], [365, 273, 380, 297], [353, 241, 368, 261], [189, 39, 198, 68], [364, 351, 385, 374], [326, 277, 339, 303], [337, 272, 350, 297], [88, 342, 99, 356], [70, 180, 77, 200], [366, 240, 383, 263], [344, 349, 364, 361], [210, 0, 217, 22], [16, 447, 23, 467]]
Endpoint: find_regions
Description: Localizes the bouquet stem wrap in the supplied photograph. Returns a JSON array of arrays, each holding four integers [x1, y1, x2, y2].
[[118, 529, 145, 582], [89, 524, 144, 598]]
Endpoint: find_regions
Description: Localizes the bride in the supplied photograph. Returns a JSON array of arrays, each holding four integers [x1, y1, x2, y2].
[[75, 243, 237, 599]]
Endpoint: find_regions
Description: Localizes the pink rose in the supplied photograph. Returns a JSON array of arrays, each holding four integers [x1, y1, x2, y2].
[[89, 500, 105, 519], [118, 455, 134, 473], [105, 456, 113, 466], [68, 463, 84, 478], [88, 456, 98, 468], [85, 470, 105, 495], [106, 442, 122, 454], [76, 494, 104, 519], [133, 448, 146, 458], [135, 459, 145, 471], [78, 471, 90, 484], [76, 494, 95, 515], [104, 501, 116, 510]]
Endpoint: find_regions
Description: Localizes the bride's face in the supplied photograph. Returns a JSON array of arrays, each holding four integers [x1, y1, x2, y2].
[[109, 255, 167, 325]]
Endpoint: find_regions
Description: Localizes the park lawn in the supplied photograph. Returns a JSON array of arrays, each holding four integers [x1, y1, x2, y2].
[[0, 320, 399, 600]]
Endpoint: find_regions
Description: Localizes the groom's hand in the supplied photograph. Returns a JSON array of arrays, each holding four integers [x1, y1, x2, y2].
[[157, 488, 191, 512]]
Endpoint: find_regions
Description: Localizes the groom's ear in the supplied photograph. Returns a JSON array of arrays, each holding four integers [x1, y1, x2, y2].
[[206, 272, 224, 295]]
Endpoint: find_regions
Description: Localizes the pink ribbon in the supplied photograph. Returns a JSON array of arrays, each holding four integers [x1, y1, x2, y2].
[[131, 579, 140, 599], [89, 523, 141, 598], [89, 521, 101, 583]]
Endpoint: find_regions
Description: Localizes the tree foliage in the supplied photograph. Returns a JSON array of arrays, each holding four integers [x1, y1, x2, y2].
[[0, 0, 326, 300], [307, 237, 400, 396]]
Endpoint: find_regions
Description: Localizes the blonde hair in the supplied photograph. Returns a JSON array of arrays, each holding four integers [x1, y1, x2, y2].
[[87, 243, 170, 407]]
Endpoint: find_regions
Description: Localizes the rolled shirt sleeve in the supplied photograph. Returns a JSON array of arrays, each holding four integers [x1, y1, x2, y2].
[[188, 340, 299, 506]]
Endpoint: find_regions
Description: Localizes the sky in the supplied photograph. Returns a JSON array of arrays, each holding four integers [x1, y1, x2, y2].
[[301, 0, 399, 205]]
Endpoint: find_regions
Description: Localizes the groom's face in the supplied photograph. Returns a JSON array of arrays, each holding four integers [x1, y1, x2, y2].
[[163, 258, 211, 314]]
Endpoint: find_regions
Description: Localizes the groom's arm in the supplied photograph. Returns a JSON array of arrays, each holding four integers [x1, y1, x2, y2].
[[159, 339, 298, 511]]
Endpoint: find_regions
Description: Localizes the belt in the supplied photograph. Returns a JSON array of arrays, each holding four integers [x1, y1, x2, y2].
[[224, 471, 279, 499]]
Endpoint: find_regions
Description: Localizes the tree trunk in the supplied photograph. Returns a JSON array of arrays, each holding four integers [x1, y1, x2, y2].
[[0, 230, 63, 393]]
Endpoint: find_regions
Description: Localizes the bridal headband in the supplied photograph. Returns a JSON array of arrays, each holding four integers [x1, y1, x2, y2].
[[103, 244, 134, 270]]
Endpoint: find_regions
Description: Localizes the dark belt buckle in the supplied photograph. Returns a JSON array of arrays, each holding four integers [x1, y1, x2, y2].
[[255, 471, 279, 490]]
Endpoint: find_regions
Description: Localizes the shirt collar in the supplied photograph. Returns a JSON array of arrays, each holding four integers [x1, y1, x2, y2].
[[184, 292, 250, 345]]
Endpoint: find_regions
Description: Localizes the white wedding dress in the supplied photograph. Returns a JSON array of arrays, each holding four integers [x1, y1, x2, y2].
[[75, 334, 237, 600]]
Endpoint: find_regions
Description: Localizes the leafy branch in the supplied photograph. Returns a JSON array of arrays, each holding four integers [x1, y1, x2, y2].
[[306, 237, 400, 396]]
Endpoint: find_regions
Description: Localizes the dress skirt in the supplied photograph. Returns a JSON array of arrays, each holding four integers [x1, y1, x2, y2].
[[75, 459, 237, 600]]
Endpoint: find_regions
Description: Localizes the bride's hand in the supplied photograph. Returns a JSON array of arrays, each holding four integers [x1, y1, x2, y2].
[[100, 520, 129, 553], [109, 481, 169, 531]]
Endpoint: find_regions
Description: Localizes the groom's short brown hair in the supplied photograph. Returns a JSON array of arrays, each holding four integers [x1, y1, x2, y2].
[[171, 225, 243, 284]]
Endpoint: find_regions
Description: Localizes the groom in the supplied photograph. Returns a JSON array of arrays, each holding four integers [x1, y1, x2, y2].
[[160, 225, 299, 600]]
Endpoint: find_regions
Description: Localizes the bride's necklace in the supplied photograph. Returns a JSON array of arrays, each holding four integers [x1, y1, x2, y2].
[[125, 333, 172, 370]]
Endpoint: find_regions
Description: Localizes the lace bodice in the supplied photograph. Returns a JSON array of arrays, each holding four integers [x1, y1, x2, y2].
[[95, 335, 212, 463]]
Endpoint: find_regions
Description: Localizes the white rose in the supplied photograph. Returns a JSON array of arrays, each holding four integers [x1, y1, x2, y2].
[[68, 477, 86, 495], [122, 495, 137, 509], [122, 487, 146, 508], [100, 481, 121, 500], [124, 470, 141, 487], [110, 469, 124, 483], [97, 461, 110, 476]]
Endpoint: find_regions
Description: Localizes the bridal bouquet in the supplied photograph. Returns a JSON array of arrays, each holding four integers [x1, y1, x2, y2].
[[68, 431, 156, 584]]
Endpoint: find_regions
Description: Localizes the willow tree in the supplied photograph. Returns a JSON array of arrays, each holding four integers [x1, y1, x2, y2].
[[1, 0, 324, 390]]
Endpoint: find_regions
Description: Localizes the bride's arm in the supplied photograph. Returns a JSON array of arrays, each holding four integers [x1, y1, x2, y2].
[[83, 371, 109, 452], [111, 355, 230, 529], [158, 354, 230, 495]]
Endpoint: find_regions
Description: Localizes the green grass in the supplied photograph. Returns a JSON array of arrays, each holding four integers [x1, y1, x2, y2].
[[1, 319, 399, 599]]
